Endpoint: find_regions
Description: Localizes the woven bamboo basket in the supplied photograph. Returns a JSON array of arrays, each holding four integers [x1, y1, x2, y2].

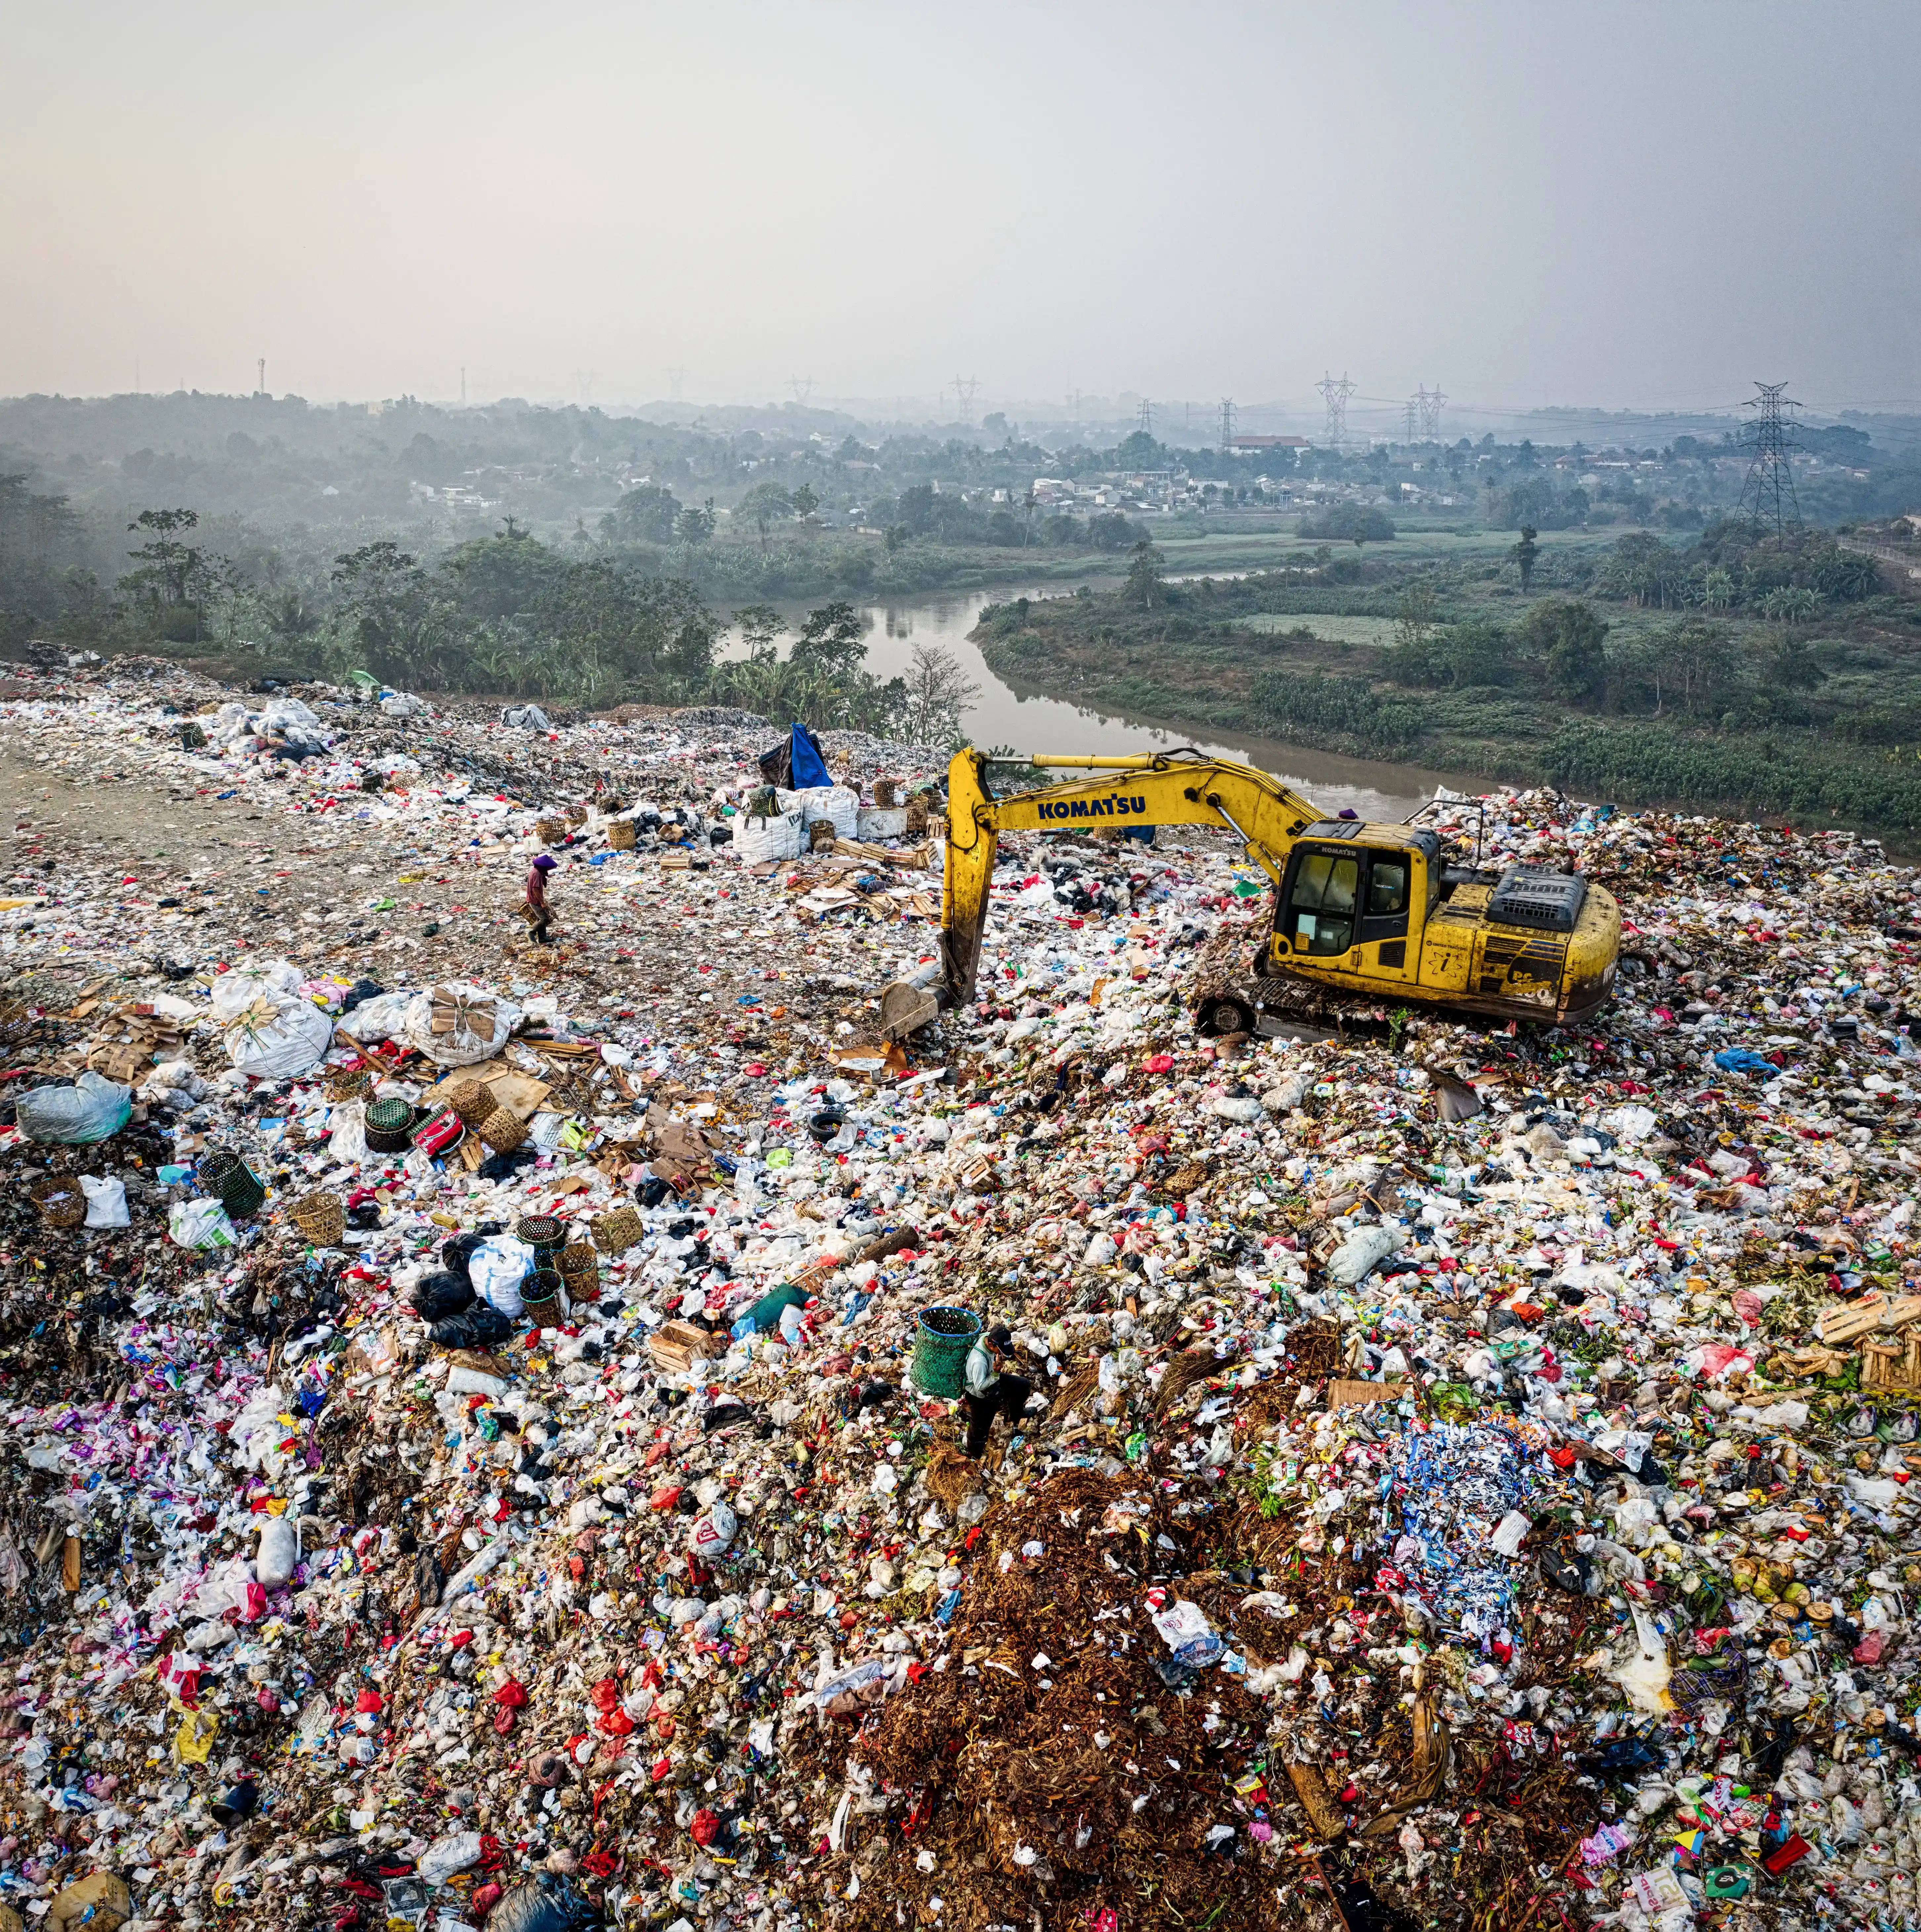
[[590, 1203, 643, 1255], [324, 1067, 371, 1102], [445, 1080, 499, 1128], [536, 818, 567, 846], [290, 1190, 346, 1246], [30, 1174, 85, 1229], [563, 804, 589, 826], [477, 1107, 527, 1153], [607, 820, 637, 851], [558, 1242, 599, 1292], [521, 1268, 564, 1325]]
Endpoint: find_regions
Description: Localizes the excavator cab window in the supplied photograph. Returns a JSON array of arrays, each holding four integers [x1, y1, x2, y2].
[[1286, 851, 1360, 956], [1367, 858, 1408, 918], [1358, 854, 1412, 945]]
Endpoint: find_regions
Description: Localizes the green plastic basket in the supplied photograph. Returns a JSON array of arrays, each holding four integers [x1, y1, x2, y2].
[[910, 1306, 982, 1398], [199, 1148, 265, 1219]]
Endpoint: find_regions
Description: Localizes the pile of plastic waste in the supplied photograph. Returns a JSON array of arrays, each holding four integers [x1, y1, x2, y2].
[[1, 661, 1921, 1932]]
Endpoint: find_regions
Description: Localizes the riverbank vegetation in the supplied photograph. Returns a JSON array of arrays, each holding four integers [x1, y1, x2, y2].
[[976, 524, 1921, 832]]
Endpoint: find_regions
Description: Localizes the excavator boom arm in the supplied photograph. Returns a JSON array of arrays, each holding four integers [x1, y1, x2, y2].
[[940, 749, 1324, 1004]]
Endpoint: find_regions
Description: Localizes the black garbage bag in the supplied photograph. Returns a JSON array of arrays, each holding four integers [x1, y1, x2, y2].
[[411, 1271, 474, 1322], [440, 1231, 487, 1281], [412, 1546, 444, 1608], [429, 1305, 515, 1350], [489, 1873, 600, 1932], [339, 977, 385, 1014]]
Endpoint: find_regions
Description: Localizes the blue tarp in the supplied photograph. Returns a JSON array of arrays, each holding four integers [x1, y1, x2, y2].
[[787, 722, 831, 789]]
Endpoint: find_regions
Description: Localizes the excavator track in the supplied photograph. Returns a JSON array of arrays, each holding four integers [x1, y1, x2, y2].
[[1188, 918, 1520, 1041]]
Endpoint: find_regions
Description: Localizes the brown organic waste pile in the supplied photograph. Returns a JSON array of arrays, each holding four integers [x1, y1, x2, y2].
[[11, 661, 1921, 1932]]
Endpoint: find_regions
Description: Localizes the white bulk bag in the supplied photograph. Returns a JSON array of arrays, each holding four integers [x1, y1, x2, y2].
[[404, 983, 521, 1068]]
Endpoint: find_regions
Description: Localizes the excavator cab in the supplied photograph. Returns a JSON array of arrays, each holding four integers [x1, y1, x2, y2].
[[1269, 823, 1441, 986]]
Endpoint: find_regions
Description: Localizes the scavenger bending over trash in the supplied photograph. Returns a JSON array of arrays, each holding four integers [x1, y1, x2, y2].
[[522, 852, 557, 944], [959, 1323, 1039, 1459]]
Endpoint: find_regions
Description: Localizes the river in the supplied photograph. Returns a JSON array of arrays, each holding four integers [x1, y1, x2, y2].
[[721, 585, 1472, 822]]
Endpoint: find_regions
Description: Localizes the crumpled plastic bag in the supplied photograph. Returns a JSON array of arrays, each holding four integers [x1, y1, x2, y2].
[[1326, 1223, 1404, 1286], [500, 705, 551, 730], [169, 1198, 236, 1250], [335, 989, 419, 1042], [139, 1058, 207, 1106], [470, 1235, 533, 1316], [689, 1500, 738, 1559], [327, 1099, 368, 1162], [258, 696, 327, 749], [16, 1071, 132, 1144], [174, 1704, 220, 1764], [1150, 1597, 1225, 1667], [1712, 1047, 1779, 1080], [256, 1516, 300, 1589], [80, 1175, 130, 1228], [487, 1874, 599, 1932], [416, 1830, 485, 1886]]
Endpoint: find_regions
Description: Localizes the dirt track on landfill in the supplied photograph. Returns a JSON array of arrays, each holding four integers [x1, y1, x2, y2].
[[0, 736, 866, 1046]]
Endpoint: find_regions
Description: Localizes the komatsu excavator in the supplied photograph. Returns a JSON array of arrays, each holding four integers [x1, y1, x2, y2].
[[898, 747, 1619, 1036]]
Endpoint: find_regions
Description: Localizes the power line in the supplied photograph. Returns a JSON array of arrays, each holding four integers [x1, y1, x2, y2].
[[1315, 371, 1357, 448], [1736, 380, 1802, 534]]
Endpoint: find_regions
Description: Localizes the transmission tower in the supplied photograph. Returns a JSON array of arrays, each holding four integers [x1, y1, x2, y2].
[[949, 375, 980, 426], [1137, 397, 1154, 437], [1737, 380, 1802, 533], [1219, 397, 1235, 450], [575, 370, 597, 404], [1315, 370, 1357, 448], [1404, 395, 1419, 445], [665, 365, 686, 401], [789, 376, 815, 407], [1417, 383, 1445, 440], [256, 357, 266, 398]]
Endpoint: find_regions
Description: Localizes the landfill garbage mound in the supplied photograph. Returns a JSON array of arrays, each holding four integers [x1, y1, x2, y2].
[[5, 658, 1921, 1931]]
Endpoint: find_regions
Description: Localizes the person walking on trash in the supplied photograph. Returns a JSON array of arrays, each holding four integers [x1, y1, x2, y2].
[[959, 1323, 1039, 1459], [522, 853, 558, 944]]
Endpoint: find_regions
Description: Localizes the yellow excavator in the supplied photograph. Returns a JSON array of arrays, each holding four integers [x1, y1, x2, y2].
[[902, 748, 1619, 1036]]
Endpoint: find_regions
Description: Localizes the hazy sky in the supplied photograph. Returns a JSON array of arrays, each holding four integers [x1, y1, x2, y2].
[[4, 1, 1917, 423]]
